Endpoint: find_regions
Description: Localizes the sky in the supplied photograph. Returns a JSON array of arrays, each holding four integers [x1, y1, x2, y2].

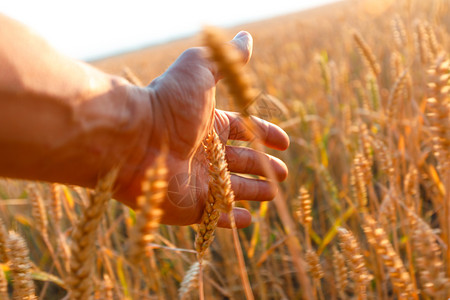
[[1, 0, 338, 61]]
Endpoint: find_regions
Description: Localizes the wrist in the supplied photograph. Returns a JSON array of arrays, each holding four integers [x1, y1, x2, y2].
[[88, 75, 154, 186], [57, 70, 153, 191]]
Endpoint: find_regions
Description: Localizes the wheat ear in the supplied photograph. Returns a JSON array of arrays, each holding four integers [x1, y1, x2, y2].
[[128, 152, 167, 265], [353, 31, 381, 76], [332, 247, 348, 299], [338, 227, 371, 300], [362, 215, 415, 299], [195, 131, 232, 260], [6, 231, 36, 300], [414, 20, 431, 65], [305, 250, 324, 280], [406, 210, 449, 297], [27, 184, 48, 241], [67, 169, 118, 300], [203, 26, 256, 116], [179, 261, 212, 300], [51, 183, 63, 227], [391, 15, 407, 49]]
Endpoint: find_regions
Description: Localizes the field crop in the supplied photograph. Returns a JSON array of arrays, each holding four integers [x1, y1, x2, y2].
[[1, 0, 450, 299]]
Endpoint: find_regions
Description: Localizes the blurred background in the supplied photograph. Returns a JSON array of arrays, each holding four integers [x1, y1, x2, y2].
[[0, 0, 338, 60]]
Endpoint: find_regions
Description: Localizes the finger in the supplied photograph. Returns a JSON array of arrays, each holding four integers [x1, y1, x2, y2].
[[226, 146, 288, 181], [223, 111, 290, 151], [229, 31, 253, 66], [231, 174, 277, 201], [205, 30, 253, 82], [217, 207, 252, 229]]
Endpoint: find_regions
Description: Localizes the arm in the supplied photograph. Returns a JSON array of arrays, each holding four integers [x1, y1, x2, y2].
[[0, 13, 147, 189]]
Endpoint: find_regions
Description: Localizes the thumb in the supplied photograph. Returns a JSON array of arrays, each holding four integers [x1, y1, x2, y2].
[[230, 31, 253, 65]]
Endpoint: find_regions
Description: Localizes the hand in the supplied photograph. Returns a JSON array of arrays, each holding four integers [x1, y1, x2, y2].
[[115, 32, 289, 228]]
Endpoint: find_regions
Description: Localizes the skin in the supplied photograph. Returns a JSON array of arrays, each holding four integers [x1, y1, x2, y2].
[[0, 14, 289, 228]]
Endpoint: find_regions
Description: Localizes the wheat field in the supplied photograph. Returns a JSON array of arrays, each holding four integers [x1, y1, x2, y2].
[[1, 0, 450, 299]]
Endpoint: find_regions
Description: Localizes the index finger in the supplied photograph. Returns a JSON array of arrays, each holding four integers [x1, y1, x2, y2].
[[223, 111, 290, 151]]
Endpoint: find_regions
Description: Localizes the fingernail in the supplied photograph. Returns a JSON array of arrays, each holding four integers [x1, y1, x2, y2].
[[234, 31, 249, 40]]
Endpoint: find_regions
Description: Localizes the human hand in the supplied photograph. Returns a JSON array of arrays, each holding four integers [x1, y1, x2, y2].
[[115, 32, 289, 228]]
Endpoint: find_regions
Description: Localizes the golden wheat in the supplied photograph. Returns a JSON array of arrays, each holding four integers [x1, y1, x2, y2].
[[66, 169, 118, 300], [353, 31, 381, 76], [128, 152, 167, 265], [203, 26, 256, 116], [195, 130, 233, 261], [332, 247, 348, 298], [27, 184, 48, 241], [6, 231, 36, 300], [338, 227, 371, 300], [362, 215, 415, 299]]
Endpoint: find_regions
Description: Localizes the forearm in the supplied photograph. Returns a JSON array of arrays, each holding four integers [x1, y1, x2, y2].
[[0, 14, 149, 189]]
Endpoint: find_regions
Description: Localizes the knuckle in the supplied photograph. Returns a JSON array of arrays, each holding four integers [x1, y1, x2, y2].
[[180, 47, 206, 62]]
